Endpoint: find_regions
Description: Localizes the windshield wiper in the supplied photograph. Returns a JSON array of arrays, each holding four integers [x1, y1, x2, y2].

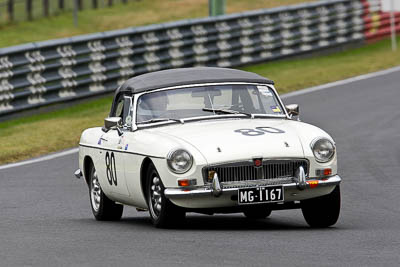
[[137, 118, 184, 124], [202, 108, 252, 118]]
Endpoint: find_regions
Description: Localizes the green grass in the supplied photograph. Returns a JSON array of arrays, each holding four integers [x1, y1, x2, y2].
[[0, 37, 399, 165], [0, 0, 314, 48], [0, 96, 113, 164], [241, 40, 400, 94]]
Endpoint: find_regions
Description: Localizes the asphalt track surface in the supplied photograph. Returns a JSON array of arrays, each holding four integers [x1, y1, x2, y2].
[[1, 69, 400, 266]]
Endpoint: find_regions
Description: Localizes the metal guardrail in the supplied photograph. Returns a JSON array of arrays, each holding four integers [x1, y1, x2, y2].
[[0, 0, 365, 116]]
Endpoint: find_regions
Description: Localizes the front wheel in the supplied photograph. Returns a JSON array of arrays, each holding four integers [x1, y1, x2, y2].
[[89, 163, 123, 221], [301, 185, 341, 228], [146, 164, 185, 228]]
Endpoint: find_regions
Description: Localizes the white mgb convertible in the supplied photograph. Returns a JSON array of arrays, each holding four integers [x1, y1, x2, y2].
[[75, 67, 341, 228]]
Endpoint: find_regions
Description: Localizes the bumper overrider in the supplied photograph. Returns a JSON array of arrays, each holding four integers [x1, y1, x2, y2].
[[164, 171, 341, 209]]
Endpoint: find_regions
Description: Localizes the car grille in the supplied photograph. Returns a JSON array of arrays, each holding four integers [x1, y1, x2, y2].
[[203, 159, 308, 184]]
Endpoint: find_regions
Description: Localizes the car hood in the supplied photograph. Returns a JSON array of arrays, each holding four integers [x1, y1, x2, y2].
[[150, 118, 305, 164]]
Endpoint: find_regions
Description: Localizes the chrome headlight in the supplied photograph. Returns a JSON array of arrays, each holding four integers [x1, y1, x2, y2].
[[167, 149, 193, 174], [311, 138, 335, 163]]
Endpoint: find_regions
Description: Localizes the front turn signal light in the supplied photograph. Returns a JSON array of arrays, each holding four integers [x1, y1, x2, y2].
[[315, 168, 332, 177], [324, 168, 332, 176], [178, 178, 197, 187]]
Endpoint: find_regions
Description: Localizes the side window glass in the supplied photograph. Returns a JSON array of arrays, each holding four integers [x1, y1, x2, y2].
[[112, 94, 133, 127], [115, 99, 124, 118]]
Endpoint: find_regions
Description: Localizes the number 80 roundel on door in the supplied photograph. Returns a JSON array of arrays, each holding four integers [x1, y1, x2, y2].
[[105, 152, 117, 186]]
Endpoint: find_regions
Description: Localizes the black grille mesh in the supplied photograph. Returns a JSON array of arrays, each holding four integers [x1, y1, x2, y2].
[[203, 159, 309, 183]]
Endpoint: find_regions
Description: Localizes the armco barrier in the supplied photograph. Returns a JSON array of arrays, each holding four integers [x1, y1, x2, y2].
[[0, 0, 366, 116]]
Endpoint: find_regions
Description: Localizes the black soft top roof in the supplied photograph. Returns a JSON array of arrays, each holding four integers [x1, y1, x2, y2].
[[117, 67, 274, 95]]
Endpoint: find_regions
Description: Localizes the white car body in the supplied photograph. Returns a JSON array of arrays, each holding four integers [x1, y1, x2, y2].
[[75, 67, 341, 227]]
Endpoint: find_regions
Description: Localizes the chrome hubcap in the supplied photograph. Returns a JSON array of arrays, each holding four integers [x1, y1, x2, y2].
[[149, 176, 163, 218], [91, 171, 101, 212]]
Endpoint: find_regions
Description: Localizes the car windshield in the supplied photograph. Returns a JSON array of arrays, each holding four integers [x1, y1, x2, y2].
[[136, 84, 284, 124]]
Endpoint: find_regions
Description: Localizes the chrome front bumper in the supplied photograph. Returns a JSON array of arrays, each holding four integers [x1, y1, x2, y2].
[[164, 175, 341, 209]]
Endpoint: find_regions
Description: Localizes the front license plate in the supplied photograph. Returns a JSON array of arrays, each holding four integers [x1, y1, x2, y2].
[[238, 186, 284, 205]]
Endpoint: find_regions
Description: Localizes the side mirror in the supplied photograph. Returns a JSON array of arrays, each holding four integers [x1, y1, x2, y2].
[[103, 117, 122, 133], [285, 104, 299, 118]]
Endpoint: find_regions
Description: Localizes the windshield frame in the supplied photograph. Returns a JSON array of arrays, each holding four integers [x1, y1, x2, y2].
[[132, 82, 289, 129]]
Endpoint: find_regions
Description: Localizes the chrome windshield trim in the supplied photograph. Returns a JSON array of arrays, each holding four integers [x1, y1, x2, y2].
[[138, 82, 270, 93], [133, 82, 289, 130], [136, 114, 287, 129]]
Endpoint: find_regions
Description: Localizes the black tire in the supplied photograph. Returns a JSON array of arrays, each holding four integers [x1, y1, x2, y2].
[[301, 185, 341, 228], [88, 163, 123, 221], [243, 205, 272, 219], [146, 163, 185, 228]]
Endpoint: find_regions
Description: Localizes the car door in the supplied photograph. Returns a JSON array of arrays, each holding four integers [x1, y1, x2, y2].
[[100, 129, 130, 196], [98, 94, 132, 197]]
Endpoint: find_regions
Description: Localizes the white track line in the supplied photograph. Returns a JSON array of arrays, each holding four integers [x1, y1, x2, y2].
[[0, 148, 79, 170], [1, 65, 399, 170], [281, 65, 400, 99]]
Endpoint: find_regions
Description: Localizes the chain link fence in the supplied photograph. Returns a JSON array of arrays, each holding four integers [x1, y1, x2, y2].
[[0, 0, 132, 24]]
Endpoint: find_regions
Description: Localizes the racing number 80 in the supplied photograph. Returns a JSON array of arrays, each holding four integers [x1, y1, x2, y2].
[[234, 127, 285, 136], [105, 152, 117, 186]]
